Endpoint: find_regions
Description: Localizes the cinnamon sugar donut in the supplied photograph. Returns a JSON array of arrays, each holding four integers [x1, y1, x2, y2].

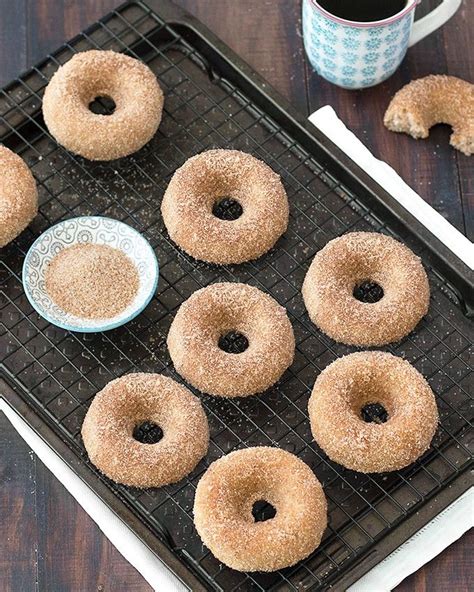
[[167, 283, 295, 397], [302, 232, 429, 346], [308, 351, 438, 473], [43, 50, 164, 160], [384, 75, 474, 156], [161, 149, 289, 264], [81, 373, 209, 488], [194, 447, 327, 572], [0, 146, 38, 247]]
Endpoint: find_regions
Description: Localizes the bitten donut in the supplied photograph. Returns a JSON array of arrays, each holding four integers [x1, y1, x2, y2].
[[309, 351, 439, 473], [0, 146, 38, 247], [81, 373, 209, 488], [384, 75, 474, 156], [43, 50, 164, 160], [194, 447, 327, 572], [161, 149, 289, 264], [167, 283, 295, 397], [302, 232, 429, 346]]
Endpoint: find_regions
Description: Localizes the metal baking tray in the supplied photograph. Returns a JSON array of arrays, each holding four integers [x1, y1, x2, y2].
[[1, 1, 472, 590]]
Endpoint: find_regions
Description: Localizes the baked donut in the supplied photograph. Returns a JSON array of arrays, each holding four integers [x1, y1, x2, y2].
[[43, 50, 164, 160], [302, 232, 429, 346], [161, 149, 289, 264], [0, 146, 38, 247], [167, 282, 295, 397], [309, 351, 438, 473], [81, 373, 209, 488], [194, 447, 327, 572], [384, 75, 474, 156]]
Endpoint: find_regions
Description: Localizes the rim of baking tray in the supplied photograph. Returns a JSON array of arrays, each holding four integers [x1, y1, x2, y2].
[[22, 216, 159, 333]]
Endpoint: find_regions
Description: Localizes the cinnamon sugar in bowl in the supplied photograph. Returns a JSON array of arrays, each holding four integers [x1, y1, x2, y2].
[[22, 216, 158, 332]]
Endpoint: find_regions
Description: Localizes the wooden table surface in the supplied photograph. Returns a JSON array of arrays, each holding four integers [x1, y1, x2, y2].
[[0, 1, 472, 591]]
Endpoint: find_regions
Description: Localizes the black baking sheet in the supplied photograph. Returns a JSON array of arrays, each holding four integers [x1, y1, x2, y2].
[[1, 1, 472, 590]]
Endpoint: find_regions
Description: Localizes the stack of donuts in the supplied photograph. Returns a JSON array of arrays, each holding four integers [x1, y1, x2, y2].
[[3, 49, 447, 574]]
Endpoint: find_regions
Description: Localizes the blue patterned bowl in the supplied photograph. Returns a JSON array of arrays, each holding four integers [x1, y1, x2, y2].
[[22, 216, 158, 333]]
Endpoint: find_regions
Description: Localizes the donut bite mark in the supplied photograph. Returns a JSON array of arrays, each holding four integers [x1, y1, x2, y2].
[[167, 282, 295, 397], [384, 75, 474, 156]]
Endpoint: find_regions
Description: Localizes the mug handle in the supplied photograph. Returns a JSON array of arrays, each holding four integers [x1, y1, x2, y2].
[[409, 0, 462, 46]]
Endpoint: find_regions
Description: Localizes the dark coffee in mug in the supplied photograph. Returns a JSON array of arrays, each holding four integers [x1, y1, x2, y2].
[[316, 0, 408, 22]]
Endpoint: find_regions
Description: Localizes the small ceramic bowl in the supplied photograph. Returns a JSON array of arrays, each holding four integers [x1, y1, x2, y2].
[[22, 216, 158, 333]]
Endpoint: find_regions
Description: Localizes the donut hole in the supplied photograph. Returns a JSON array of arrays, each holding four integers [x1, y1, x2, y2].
[[218, 331, 249, 354], [252, 499, 277, 522], [361, 402, 389, 424], [212, 197, 243, 221], [133, 421, 163, 444], [88, 95, 116, 116], [353, 281, 384, 303]]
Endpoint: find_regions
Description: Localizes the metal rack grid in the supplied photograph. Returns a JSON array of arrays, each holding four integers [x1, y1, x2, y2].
[[0, 2, 472, 590]]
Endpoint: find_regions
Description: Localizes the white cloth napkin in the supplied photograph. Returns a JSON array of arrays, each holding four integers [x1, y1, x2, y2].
[[309, 106, 474, 270], [348, 487, 473, 592], [2, 400, 472, 592], [309, 105, 473, 589], [2, 106, 472, 592], [0, 400, 187, 592]]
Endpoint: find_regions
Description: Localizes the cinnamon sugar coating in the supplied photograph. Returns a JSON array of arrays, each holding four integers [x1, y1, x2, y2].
[[45, 243, 139, 319], [302, 232, 430, 346], [0, 146, 38, 247], [43, 50, 164, 160], [81, 373, 209, 488], [167, 282, 295, 397], [309, 351, 439, 473], [384, 75, 474, 156], [194, 447, 327, 572], [161, 149, 289, 264]]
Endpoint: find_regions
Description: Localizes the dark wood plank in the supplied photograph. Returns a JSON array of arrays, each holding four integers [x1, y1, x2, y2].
[[0, 415, 151, 592], [175, 0, 308, 112], [441, 1, 474, 241], [26, 0, 118, 61], [34, 453, 152, 591], [305, 0, 470, 235], [0, 412, 38, 592], [0, 0, 27, 85], [395, 528, 474, 592], [2, 404, 471, 592], [25, 0, 308, 110], [461, 173, 474, 241]]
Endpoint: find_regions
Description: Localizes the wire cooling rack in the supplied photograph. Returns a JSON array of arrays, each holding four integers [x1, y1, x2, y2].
[[1, 1, 472, 590]]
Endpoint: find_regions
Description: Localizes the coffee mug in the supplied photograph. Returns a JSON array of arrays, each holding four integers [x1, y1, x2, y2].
[[303, 0, 462, 89]]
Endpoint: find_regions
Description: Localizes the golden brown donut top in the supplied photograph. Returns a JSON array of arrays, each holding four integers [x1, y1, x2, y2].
[[167, 282, 295, 397], [0, 145, 38, 247], [161, 149, 289, 264], [194, 447, 327, 572], [81, 373, 209, 488], [384, 75, 474, 156], [302, 232, 430, 346], [42, 50, 164, 160], [309, 351, 439, 473]]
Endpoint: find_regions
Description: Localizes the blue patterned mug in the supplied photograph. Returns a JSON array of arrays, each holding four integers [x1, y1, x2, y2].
[[303, 0, 462, 89]]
